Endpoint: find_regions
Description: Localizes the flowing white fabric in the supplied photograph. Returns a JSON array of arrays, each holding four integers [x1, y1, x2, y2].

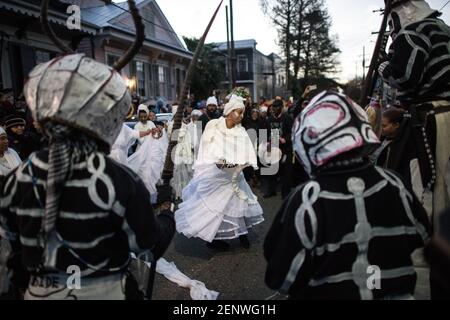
[[167, 121, 194, 199], [187, 121, 201, 152], [128, 131, 168, 203], [196, 117, 258, 169], [154, 258, 219, 300], [175, 117, 263, 242], [109, 124, 140, 166]]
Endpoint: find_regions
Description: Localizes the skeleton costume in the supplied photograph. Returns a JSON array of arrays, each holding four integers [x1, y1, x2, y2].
[[378, 0, 450, 224], [175, 95, 264, 242], [264, 91, 431, 300], [0, 19, 175, 299]]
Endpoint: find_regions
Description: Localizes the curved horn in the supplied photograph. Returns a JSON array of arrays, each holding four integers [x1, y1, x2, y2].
[[161, 0, 224, 185], [110, 0, 145, 72], [40, 0, 74, 54]]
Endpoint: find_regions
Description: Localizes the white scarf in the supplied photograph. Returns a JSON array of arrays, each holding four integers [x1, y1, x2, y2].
[[196, 117, 258, 169]]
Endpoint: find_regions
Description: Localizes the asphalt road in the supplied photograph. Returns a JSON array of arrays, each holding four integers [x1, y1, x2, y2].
[[153, 184, 431, 300], [153, 186, 280, 300]]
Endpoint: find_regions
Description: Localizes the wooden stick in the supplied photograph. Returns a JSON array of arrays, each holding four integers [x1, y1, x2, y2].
[[161, 0, 224, 185], [361, 0, 392, 106]]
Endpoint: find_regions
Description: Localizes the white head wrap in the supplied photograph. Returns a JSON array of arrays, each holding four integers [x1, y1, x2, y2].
[[138, 104, 149, 115], [260, 106, 268, 113], [223, 94, 245, 116], [172, 105, 178, 115], [206, 96, 218, 106], [191, 110, 202, 117]]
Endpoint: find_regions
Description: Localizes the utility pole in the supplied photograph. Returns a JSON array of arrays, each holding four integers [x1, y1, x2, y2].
[[271, 54, 275, 98], [229, 0, 236, 88], [225, 5, 232, 91], [362, 46, 366, 84]]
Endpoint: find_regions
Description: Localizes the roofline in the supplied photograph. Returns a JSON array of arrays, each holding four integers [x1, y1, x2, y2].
[[105, 27, 193, 59], [149, 0, 186, 50]]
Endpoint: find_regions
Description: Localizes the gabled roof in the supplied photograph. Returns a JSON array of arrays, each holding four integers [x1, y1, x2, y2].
[[81, 0, 190, 55], [81, 0, 148, 28]]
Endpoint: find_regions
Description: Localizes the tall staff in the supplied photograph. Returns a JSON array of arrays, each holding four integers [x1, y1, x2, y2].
[[361, 0, 392, 106], [161, 0, 224, 185]]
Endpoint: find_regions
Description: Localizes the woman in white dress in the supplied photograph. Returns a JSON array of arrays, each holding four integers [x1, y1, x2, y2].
[[128, 122, 168, 203], [175, 94, 264, 250]]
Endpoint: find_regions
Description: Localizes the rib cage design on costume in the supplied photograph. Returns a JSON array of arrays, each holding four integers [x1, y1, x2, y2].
[[272, 166, 429, 300], [0, 151, 164, 276]]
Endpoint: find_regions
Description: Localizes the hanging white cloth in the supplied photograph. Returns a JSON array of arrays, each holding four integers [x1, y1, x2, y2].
[[187, 121, 201, 153], [128, 131, 168, 203], [109, 124, 140, 166], [154, 257, 219, 300], [167, 121, 195, 199]]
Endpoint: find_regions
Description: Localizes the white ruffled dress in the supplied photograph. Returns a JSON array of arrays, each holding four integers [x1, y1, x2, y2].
[[175, 117, 264, 242]]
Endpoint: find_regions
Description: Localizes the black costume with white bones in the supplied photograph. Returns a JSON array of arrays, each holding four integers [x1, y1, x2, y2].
[[264, 91, 431, 299]]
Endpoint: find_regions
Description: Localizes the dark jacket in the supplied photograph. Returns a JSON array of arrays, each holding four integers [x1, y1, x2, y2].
[[0, 150, 175, 286], [265, 162, 430, 300]]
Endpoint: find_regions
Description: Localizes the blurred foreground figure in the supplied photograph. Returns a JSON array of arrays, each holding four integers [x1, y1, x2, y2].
[[264, 91, 430, 300], [0, 0, 175, 300]]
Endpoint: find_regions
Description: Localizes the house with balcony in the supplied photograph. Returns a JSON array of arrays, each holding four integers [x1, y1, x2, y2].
[[214, 39, 285, 101], [0, 0, 192, 105]]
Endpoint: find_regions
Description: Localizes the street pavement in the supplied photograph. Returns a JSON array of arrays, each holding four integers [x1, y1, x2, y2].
[[153, 186, 279, 300], [153, 184, 431, 300]]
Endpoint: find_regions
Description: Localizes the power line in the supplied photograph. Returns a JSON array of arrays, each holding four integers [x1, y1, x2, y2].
[[440, 0, 450, 11], [107, 1, 183, 38]]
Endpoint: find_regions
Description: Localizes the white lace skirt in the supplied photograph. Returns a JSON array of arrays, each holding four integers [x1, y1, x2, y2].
[[175, 164, 264, 242]]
